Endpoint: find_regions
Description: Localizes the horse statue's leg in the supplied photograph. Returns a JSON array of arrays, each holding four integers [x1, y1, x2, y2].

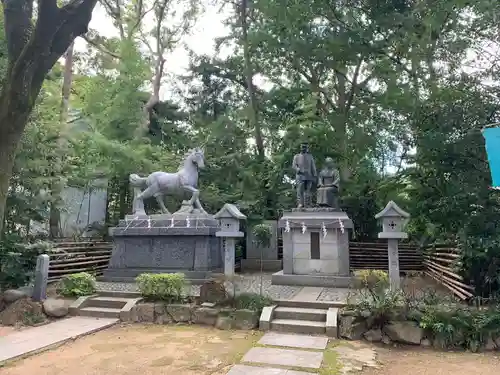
[[134, 185, 157, 215], [194, 197, 208, 215], [182, 185, 199, 214], [154, 193, 170, 214]]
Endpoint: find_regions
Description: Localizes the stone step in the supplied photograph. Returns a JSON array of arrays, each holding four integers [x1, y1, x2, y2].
[[274, 306, 327, 322], [276, 299, 346, 310], [87, 296, 131, 309], [270, 319, 326, 335], [79, 307, 122, 319], [95, 290, 141, 299], [227, 364, 314, 375]]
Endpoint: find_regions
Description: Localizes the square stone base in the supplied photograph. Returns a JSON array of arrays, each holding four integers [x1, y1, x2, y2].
[[271, 270, 354, 288], [241, 259, 283, 272]]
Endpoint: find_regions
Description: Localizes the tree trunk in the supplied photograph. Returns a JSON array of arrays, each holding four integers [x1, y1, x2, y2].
[[0, 0, 98, 236], [50, 42, 75, 238], [240, 0, 264, 159], [0, 113, 29, 237]]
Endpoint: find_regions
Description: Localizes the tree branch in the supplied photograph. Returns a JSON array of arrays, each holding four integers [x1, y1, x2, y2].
[[81, 32, 121, 59], [2, 0, 34, 67]]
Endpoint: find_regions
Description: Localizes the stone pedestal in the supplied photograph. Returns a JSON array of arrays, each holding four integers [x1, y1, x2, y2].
[[103, 209, 222, 284], [272, 208, 354, 287]]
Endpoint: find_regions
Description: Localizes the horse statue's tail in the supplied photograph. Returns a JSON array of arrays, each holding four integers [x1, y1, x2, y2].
[[129, 173, 148, 188]]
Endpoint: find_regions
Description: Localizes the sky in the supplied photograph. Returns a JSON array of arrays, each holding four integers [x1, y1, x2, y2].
[[74, 2, 233, 100]]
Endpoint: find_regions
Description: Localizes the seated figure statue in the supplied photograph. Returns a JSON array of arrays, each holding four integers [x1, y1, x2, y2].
[[317, 157, 340, 208]]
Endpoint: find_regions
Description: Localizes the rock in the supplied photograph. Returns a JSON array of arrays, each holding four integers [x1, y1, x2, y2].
[[199, 280, 227, 304], [383, 321, 423, 345], [420, 338, 432, 347], [215, 316, 234, 330], [233, 309, 259, 330], [154, 303, 172, 324], [363, 328, 382, 342], [0, 298, 45, 326], [193, 307, 219, 325], [201, 302, 216, 308], [339, 315, 366, 340], [2, 289, 28, 304], [485, 337, 496, 351], [42, 299, 69, 318], [495, 337, 500, 349], [131, 303, 155, 323], [382, 335, 391, 345], [166, 304, 193, 322], [360, 310, 371, 318]]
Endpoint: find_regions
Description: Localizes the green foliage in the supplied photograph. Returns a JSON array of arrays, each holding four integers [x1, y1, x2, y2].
[[420, 304, 500, 352], [233, 293, 273, 313], [58, 272, 97, 297], [351, 287, 404, 328], [136, 273, 186, 302], [252, 223, 272, 248], [0, 236, 53, 290], [353, 269, 390, 291]]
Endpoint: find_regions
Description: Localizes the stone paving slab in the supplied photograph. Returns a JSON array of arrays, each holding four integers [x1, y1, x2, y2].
[[0, 316, 118, 364], [242, 347, 323, 369], [258, 332, 328, 350], [292, 287, 323, 301], [227, 364, 314, 374]]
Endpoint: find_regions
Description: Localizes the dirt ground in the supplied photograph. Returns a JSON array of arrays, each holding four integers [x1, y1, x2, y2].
[[1, 324, 262, 375], [362, 346, 500, 375]]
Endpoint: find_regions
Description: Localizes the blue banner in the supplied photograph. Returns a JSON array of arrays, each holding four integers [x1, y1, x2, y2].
[[483, 126, 500, 188]]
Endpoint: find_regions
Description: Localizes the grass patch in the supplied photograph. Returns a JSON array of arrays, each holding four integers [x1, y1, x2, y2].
[[320, 341, 343, 375]]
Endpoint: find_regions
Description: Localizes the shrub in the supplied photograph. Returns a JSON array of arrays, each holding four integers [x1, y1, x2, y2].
[[136, 273, 186, 302], [353, 269, 389, 291], [58, 272, 96, 297], [233, 293, 273, 313], [419, 304, 500, 352], [252, 224, 272, 248], [352, 288, 404, 328]]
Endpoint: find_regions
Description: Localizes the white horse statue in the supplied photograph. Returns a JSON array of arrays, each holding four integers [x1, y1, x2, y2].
[[129, 147, 207, 215]]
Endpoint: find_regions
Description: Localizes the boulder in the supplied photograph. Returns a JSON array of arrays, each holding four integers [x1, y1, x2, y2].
[[363, 328, 382, 342], [131, 303, 155, 323], [199, 280, 227, 304], [154, 303, 172, 324], [383, 321, 423, 345], [485, 337, 496, 351], [2, 289, 28, 304], [215, 316, 233, 330], [420, 338, 432, 347], [166, 304, 193, 322], [43, 299, 69, 318], [382, 335, 392, 345], [339, 315, 366, 340], [233, 309, 259, 330], [193, 307, 219, 325], [0, 298, 45, 326]]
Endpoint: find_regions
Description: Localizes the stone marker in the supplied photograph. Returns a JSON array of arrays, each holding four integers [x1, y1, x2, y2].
[[32, 254, 49, 302], [227, 364, 313, 375], [242, 347, 323, 369], [258, 332, 328, 350]]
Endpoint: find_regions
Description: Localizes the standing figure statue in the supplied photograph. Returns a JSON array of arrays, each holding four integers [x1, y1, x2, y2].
[[129, 147, 207, 215], [292, 142, 317, 208], [317, 157, 340, 209]]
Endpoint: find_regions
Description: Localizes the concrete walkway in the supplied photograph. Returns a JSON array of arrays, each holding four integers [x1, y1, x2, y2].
[[0, 317, 118, 365], [228, 332, 328, 374]]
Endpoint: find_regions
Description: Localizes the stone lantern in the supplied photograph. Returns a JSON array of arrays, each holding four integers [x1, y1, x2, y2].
[[375, 201, 410, 289], [214, 204, 246, 277]]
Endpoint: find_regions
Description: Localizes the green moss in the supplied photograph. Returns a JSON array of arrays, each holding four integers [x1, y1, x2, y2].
[[319, 342, 343, 375]]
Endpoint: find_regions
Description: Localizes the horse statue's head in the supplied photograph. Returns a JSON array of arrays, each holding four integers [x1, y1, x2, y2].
[[185, 147, 205, 169]]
